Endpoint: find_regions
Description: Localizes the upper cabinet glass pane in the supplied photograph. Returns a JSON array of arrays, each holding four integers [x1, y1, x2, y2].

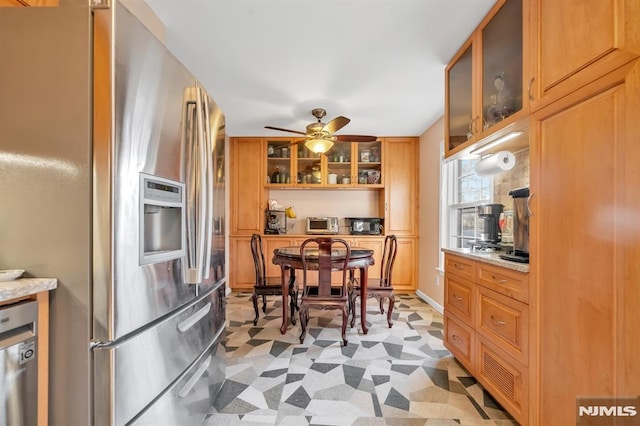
[[447, 44, 474, 152], [481, 0, 523, 131], [326, 141, 352, 185], [266, 140, 293, 185], [356, 140, 382, 186], [296, 143, 323, 185]]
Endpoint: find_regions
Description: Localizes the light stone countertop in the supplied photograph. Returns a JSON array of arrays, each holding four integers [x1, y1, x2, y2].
[[0, 278, 58, 303], [441, 248, 529, 273]]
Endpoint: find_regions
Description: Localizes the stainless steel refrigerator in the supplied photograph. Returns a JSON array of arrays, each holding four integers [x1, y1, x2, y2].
[[0, 0, 226, 424]]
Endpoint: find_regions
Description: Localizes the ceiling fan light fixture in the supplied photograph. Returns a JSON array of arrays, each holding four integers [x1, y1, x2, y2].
[[305, 138, 334, 154]]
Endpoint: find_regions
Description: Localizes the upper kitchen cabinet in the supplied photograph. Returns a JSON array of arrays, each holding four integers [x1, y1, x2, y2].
[[384, 137, 418, 236], [354, 140, 383, 187], [265, 138, 384, 188], [266, 138, 297, 186], [530, 0, 640, 110], [231, 138, 267, 235], [446, 0, 529, 158], [295, 142, 325, 186], [325, 141, 353, 185]]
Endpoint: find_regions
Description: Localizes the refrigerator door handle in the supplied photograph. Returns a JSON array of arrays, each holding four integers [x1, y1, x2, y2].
[[184, 86, 207, 285], [176, 303, 211, 333], [201, 87, 214, 280], [177, 355, 211, 398]]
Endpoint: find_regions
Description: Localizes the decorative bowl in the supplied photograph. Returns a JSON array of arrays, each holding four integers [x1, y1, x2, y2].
[[0, 269, 25, 282]]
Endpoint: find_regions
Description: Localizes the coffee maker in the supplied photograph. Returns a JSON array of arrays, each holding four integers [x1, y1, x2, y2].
[[476, 203, 504, 246], [499, 187, 530, 263]]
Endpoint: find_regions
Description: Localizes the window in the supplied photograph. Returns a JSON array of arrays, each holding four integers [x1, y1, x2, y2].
[[441, 156, 492, 249]]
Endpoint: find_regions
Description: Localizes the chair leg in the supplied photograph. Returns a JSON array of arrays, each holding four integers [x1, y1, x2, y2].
[[262, 295, 267, 314], [299, 305, 308, 344], [379, 296, 384, 314], [251, 293, 259, 326], [341, 305, 348, 346], [289, 290, 297, 326], [387, 293, 395, 328], [349, 293, 357, 328]]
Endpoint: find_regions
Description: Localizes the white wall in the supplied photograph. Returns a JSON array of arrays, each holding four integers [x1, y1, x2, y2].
[[268, 189, 381, 234], [418, 117, 444, 311]]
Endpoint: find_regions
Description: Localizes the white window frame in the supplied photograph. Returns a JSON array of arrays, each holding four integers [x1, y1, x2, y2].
[[439, 144, 493, 262]]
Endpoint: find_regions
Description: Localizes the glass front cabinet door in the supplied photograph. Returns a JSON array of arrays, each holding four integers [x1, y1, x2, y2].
[[325, 141, 352, 185], [445, 0, 525, 158], [266, 139, 294, 186]]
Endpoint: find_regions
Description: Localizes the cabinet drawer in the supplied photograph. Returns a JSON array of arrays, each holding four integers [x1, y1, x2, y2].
[[476, 336, 528, 425], [444, 311, 474, 374], [476, 262, 529, 303], [477, 286, 528, 366], [444, 274, 474, 326], [445, 254, 476, 281]]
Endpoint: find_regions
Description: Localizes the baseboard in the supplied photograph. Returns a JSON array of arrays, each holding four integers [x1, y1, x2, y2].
[[415, 289, 444, 315]]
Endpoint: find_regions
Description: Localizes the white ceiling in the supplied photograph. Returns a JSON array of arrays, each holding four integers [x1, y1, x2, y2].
[[143, 0, 495, 138]]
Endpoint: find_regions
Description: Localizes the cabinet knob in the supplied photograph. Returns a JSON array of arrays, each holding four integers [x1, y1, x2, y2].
[[451, 334, 464, 344], [490, 315, 506, 326], [492, 275, 508, 284]]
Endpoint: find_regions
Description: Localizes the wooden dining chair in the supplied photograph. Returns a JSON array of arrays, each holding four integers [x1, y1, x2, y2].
[[298, 237, 351, 346], [349, 234, 398, 328], [250, 233, 298, 326]]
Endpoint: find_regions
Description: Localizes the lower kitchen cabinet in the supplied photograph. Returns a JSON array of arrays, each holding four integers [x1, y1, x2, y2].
[[228, 235, 414, 292], [443, 252, 529, 425], [390, 237, 416, 293], [476, 334, 529, 422], [444, 310, 474, 374], [229, 237, 254, 290]]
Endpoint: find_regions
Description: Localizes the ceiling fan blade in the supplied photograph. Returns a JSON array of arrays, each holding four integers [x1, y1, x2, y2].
[[264, 125, 308, 136], [334, 135, 377, 142], [322, 116, 350, 134]]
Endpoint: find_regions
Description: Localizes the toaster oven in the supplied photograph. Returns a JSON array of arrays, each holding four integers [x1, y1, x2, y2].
[[306, 217, 339, 234]]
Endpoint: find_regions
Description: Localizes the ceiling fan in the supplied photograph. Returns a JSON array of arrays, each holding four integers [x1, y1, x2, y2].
[[264, 108, 377, 154]]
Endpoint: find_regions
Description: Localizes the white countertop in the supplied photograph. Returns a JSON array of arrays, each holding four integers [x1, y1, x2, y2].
[[442, 248, 529, 273], [0, 278, 58, 303]]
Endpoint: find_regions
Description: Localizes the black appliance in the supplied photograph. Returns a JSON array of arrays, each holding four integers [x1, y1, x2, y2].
[[265, 210, 286, 234], [499, 187, 530, 263], [477, 203, 504, 244], [346, 217, 383, 235]]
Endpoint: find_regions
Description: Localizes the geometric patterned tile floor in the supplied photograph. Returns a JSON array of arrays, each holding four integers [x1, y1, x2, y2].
[[205, 293, 517, 425]]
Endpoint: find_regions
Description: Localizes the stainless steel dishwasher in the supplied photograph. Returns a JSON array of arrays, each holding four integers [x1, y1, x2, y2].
[[0, 300, 38, 426]]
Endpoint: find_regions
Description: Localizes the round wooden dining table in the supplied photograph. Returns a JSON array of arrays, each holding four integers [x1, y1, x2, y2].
[[272, 246, 375, 335]]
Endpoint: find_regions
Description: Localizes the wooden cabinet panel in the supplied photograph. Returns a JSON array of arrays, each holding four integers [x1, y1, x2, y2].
[[230, 138, 266, 235], [353, 237, 384, 280], [390, 237, 416, 292], [229, 237, 254, 290], [264, 237, 296, 279], [444, 275, 474, 326], [444, 254, 476, 282], [384, 137, 418, 236], [0, 0, 58, 5], [476, 336, 528, 425], [531, 0, 640, 107], [476, 261, 529, 303], [531, 63, 640, 425], [444, 311, 475, 374], [477, 286, 528, 365]]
